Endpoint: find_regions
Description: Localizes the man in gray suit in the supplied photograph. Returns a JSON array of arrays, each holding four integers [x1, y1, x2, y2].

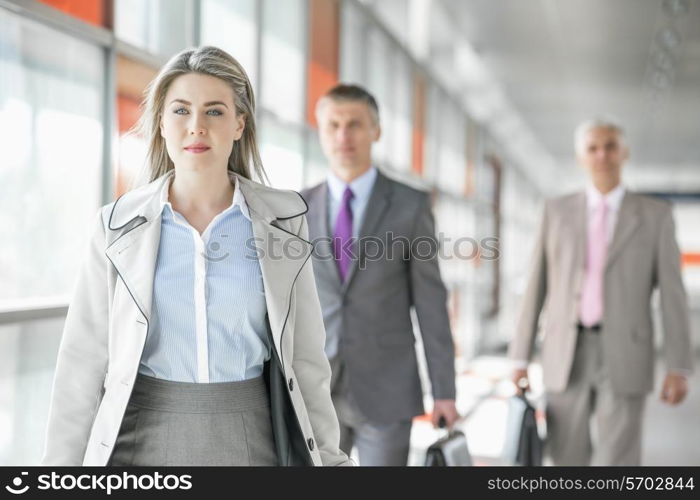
[[510, 118, 693, 465], [300, 84, 458, 466]]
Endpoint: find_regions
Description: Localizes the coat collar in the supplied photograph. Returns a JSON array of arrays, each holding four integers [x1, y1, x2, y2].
[[108, 169, 307, 232]]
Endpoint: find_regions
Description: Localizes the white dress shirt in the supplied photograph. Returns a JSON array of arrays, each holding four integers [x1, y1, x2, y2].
[[139, 172, 270, 383], [326, 166, 378, 238]]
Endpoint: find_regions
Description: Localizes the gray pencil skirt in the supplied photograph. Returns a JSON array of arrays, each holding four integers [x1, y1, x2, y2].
[[108, 374, 278, 466]]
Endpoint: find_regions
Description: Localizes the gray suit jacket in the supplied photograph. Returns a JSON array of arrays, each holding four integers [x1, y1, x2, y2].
[[300, 170, 456, 423], [509, 191, 694, 394]]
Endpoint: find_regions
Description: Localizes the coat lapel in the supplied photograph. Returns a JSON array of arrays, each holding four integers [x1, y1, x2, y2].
[[104, 219, 161, 323], [606, 192, 640, 269], [104, 173, 169, 323], [236, 176, 312, 360]]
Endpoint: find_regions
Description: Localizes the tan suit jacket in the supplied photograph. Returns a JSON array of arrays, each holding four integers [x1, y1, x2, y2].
[[510, 191, 693, 394]]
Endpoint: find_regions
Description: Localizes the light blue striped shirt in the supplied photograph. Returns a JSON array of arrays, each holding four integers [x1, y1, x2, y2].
[[326, 166, 378, 238], [139, 174, 270, 383]]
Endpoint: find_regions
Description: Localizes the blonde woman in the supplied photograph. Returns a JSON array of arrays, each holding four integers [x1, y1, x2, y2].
[[42, 46, 351, 466]]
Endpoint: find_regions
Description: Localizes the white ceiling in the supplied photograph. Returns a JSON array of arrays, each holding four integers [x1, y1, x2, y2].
[[440, 0, 700, 193]]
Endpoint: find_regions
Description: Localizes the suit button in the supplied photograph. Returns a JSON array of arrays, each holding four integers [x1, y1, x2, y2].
[[307, 438, 315, 451], [288, 378, 294, 391]]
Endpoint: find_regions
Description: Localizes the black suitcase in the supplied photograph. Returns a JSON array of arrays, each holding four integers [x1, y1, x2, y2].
[[424, 418, 473, 466], [504, 392, 543, 466]]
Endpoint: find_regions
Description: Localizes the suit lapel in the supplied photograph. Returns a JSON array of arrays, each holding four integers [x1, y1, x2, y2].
[[571, 192, 587, 293], [574, 192, 587, 255], [341, 171, 393, 293], [606, 192, 640, 269], [308, 183, 342, 291]]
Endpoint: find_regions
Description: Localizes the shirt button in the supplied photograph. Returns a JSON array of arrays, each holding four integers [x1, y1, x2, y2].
[[288, 378, 294, 391], [307, 438, 315, 451]]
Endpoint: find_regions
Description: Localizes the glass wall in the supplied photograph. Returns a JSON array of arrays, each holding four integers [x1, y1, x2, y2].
[[0, 9, 104, 306], [261, 0, 306, 126], [259, 113, 305, 190], [0, 317, 64, 465], [200, 0, 258, 90], [0, 0, 545, 466], [339, 0, 366, 84], [115, 55, 156, 195], [115, 0, 193, 56]]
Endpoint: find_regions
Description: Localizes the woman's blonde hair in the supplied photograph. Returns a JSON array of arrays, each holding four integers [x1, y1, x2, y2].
[[135, 46, 265, 183]]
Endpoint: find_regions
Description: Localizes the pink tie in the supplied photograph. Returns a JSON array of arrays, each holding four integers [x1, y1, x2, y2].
[[580, 199, 609, 327]]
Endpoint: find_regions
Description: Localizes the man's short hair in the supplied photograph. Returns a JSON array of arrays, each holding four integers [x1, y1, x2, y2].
[[316, 83, 380, 125], [574, 116, 626, 154]]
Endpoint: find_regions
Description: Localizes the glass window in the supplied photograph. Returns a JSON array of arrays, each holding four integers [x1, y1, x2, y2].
[[304, 131, 329, 188], [258, 115, 304, 191], [374, 0, 409, 45], [339, 0, 366, 83], [0, 317, 64, 465], [0, 9, 104, 305], [115, 56, 157, 197], [200, 0, 258, 91], [435, 94, 466, 196], [476, 153, 497, 204], [422, 83, 441, 182], [366, 26, 391, 166], [390, 53, 412, 171], [260, 0, 305, 124], [115, 0, 192, 57]]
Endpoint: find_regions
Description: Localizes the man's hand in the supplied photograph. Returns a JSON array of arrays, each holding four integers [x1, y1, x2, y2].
[[512, 368, 530, 394], [432, 399, 460, 429], [660, 372, 688, 406]]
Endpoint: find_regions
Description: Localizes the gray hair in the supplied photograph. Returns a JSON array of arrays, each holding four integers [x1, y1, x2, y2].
[[574, 116, 626, 154], [134, 46, 266, 184]]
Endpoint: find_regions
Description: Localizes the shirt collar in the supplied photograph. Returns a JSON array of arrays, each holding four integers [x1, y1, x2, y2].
[[586, 182, 626, 212], [158, 170, 252, 221], [326, 166, 378, 202]]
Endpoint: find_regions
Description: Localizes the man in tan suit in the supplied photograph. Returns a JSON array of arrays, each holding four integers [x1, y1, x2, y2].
[[509, 118, 693, 466]]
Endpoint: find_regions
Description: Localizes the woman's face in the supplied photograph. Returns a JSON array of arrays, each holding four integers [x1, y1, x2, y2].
[[160, 72, 245, 172]]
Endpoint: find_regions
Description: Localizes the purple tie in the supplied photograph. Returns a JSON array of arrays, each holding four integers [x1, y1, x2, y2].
[[333, 186, 354, 281]]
